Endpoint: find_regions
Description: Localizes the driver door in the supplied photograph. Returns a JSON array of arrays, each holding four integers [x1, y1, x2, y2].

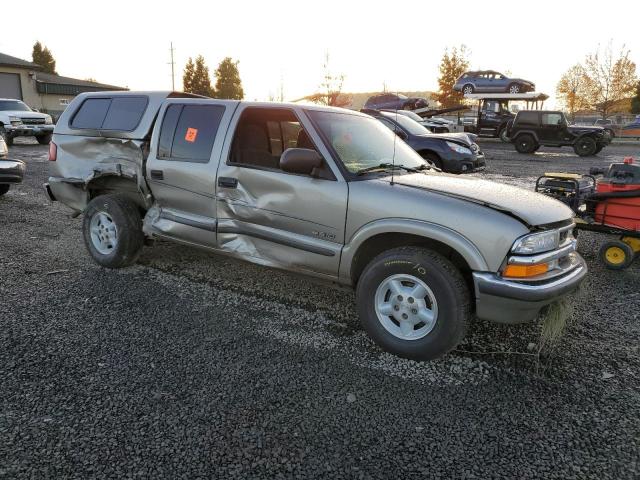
[[215, 106, 347, 278]]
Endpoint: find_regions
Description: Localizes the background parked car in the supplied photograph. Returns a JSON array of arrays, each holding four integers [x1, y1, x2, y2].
[[362, 109, 485, 173], [0, 134, 25, 196], [364, 93, 429, 111], [0, 98, 55, 146], [453, 71, 535, 95]]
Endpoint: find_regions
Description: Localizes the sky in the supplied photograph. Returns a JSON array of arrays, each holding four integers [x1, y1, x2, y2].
[[2, 0, 639, 107]]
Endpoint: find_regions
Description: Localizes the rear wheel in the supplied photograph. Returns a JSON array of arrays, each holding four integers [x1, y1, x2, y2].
[[356, 247, 470, 361], [574, 136, 597, 156], [0, 184, 10, 196], [599, 240, 634, 270], [36, 134, 52, 145], [83, 194, 144, 268], [514, 134, 538, 154], [462, 84, 474, 95]]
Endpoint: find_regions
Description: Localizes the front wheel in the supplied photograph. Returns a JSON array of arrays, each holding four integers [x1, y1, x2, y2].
[[36, 134, 52, 145], [508, 83, 521, 94], [0, 127, 13, 146], [83, 194, 144, 268], [574, 136, 597, 156], [420, 151, 443, 170], [499, 126, 510, 143], [0, 184, 10, 196], [356, 247, 471, 361]]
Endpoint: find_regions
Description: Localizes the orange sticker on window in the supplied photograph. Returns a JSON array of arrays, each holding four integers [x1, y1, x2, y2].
[[185, 127, 198, 143]]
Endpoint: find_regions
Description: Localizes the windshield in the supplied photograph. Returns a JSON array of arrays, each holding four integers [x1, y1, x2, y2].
[[383, 113, 430, 136], [308, 111, 428, 174], [0, 100, 31, 112]]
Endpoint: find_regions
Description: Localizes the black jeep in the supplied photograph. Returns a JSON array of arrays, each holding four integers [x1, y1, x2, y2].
[[508, 110, 610, 156]]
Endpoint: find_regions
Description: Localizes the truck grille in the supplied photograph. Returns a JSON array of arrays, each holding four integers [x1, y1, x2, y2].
[[21, 118, 45, 125]]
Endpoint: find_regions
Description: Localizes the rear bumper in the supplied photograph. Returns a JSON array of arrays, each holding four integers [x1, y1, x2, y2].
[[473, 253, 587, 324], [0, 158, 26, 184], [5, 124, 54, 137]]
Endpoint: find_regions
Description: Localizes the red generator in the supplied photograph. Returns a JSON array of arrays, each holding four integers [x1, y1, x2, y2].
[[592, 157, 640, 231]]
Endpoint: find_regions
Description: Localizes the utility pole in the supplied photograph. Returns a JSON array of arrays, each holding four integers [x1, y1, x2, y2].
[[169, 42, 176, 91]]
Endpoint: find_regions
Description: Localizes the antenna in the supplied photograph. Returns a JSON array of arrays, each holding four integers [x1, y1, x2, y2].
[[169, 42, 176, 91]]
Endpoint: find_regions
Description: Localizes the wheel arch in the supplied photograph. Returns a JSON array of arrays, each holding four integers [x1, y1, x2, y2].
[[340, 219, 489, 287], [511, 129, 539, 143], [87, 174, 149, 212]]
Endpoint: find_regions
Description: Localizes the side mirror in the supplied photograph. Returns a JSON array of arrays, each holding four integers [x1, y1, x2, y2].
[[280, 148, 323, 176]]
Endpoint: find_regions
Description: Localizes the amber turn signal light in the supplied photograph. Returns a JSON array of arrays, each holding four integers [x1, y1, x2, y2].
[[503, 263, 548, 278]]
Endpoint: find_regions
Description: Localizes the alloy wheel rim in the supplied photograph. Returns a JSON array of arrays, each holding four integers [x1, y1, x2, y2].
[[374, 274, 438, 341], [89, 211, 118, 255]]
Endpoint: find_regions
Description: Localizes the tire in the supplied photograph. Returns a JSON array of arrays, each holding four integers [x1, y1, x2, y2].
[[498, 126, 510, 143], [36, 134, 52, 145], [0, 184, 10, 196], [508, 83, 521, 94], [0, 126, 13, 146], [82, 194, 144, 268], [356, 246, 471, 361], [420, 151, 442, 170], [462, 84, 474, 95], [599, 240, 634, 270], [594, 145, 604, 154], [574, 136, 597, 157], [514, 134, 538, 154]]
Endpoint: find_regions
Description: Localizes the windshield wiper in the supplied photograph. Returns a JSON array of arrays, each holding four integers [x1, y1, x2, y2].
[[355, 163, 430, 176]]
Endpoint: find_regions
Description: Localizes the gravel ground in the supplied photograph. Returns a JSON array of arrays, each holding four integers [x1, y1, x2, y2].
[[1, 139, 639, 479]]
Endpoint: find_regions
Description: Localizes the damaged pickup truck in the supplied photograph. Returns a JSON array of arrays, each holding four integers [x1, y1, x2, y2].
[[46, 91, 586, 360]]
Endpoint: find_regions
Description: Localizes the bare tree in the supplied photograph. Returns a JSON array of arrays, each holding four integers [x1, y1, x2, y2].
[[583, 42, 637, 118], [298, 51, 352, 108]]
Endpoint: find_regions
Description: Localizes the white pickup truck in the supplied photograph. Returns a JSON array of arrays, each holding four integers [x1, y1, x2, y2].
[[0, 98, 54, 146]]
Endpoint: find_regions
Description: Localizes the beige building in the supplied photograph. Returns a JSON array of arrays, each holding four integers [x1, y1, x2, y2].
[[0, 52, 126, 119]]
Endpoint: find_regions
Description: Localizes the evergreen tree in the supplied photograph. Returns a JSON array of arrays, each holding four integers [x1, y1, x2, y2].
[[213, 57, 244, 100], [631, 81, 640, 114], [32, 41, 56, 74], [183, 55, 214, 97]]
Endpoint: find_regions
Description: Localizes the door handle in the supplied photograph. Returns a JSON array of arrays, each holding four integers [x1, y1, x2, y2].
[[150, 169, 164, 180], [218, 177, 238, 189]]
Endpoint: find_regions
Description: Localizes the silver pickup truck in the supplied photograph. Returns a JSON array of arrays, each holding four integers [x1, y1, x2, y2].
[[45, 91, 586, 360]]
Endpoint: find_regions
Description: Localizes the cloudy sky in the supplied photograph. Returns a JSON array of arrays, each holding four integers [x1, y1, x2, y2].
[[3, 0, 638, 106]]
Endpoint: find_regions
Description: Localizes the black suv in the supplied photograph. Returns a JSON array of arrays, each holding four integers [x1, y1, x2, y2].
[[364, 93, 429, 111], [362, 109, 485, 173], [508, 111, 610, 156]]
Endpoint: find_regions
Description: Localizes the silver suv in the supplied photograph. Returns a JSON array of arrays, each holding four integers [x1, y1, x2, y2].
[[45, 92, 586, 360]]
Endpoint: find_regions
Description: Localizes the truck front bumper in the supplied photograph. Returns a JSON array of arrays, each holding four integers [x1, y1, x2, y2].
[[472, 253, 587, 324], [5, 124, 54, 138], [0, 158, 26, 184]]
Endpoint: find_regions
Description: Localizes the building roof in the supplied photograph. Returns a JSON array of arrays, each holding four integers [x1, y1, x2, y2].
[[0, 52, 43, 70], [35, 72, 126, 91]]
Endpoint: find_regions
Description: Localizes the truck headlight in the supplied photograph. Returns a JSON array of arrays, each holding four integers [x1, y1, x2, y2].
[[446, 141, 472, 155], [9, 115, 21, 124], [45, 115, 53, 125], [511, 230, 559, 254]]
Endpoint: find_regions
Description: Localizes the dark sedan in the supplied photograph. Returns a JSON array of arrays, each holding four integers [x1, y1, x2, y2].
[[364, 93, 429, 111], [453, 70, 535, 95], [362, 109, 485, 173]]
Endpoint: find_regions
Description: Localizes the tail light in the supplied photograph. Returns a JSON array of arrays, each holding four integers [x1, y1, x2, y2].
[[48, 141, 57, 161]]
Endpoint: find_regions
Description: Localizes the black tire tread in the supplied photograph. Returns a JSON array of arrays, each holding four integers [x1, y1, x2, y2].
[[356, 246, 471, 360], [83, 194, 144, 268], [0, 184, 10, 196]]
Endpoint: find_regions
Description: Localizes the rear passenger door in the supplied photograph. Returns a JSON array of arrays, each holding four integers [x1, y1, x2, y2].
[[146, 99, 238, 247]]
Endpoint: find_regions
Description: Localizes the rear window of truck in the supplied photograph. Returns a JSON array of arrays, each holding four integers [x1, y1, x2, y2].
[[157, 104, 225, 163], [70, 96, 149, 131]]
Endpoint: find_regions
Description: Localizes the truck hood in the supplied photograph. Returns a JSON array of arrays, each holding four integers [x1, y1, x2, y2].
[[567, 124, 605, 135], [2, 110, 48, 119], [391, 173, 573, 227]]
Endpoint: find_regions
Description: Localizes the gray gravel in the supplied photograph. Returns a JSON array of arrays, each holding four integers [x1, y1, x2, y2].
[[1, 138, 639, 479]]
